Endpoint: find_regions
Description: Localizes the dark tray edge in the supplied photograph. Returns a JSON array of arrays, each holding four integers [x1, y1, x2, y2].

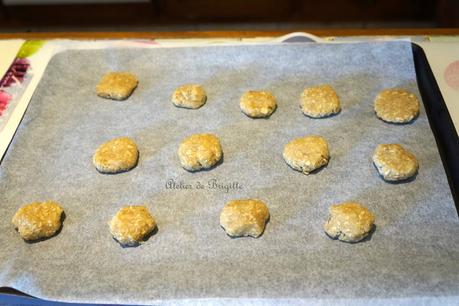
[[411, 42, 459, 215]]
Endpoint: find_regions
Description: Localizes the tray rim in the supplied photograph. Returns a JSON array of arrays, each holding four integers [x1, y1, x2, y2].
[[411, 42, 459, 214]]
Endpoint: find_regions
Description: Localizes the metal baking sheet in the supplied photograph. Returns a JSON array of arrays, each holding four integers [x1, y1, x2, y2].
[[0, 41, 458, 305]]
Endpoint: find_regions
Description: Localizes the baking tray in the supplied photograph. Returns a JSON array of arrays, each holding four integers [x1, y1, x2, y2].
[[411, 44, 459, 208], [0, 41, 458, 305]]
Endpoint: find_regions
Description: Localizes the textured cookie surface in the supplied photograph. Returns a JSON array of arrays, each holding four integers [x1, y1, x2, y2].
[[324, 202, 375, 243], [109, 206, 157, 247], [172, 84, 207, 109], [283, 135, 329, 174], [93, 137, 139, 174], [240, 90, 277, 118], [96, 72, 138, 101], [374, 89, 420, 123], [373, 144, 419, 181], [220, 199, 270, 238], [178, 133, 222, 171], [12, 201, 64, 241], [300, 85, 341, 118]]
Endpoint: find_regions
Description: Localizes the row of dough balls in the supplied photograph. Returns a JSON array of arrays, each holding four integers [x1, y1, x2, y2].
[[93, 134, 419, 181], [96, 72, 420, 123], [11, 199, 375, 245], [13, 74, 415, 245]]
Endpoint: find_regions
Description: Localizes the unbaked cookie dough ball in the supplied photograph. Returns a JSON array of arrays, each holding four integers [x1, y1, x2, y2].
[[240, 90, 277, 118], [324, 202, 375, 243], [178, 133, 223, 171], [283, 135, 330, 174], [172, 84, 207, 109], [373, 144, 419, 181], [220, 199, 270, 238], [93, 137, 139, 174], [109, 206, 157, 247], [374, 89, 420, 123], [300, 84, 341, 118], [12, 201, 65, 241], [96, 72, 138, 101]]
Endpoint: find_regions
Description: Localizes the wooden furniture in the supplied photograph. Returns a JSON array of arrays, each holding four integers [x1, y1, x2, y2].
[[0, 0, 458, 28], [1, 29, 459, 40]]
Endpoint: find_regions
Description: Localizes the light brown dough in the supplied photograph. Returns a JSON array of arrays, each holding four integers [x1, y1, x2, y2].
[[178, 133, 223, 171], [220, 199, 270, 238], [300, 85, 341, 118], [240, 90, 277, 118], [324, 202, 375, 243], [374, 89, 420, 123], [96, 72, 138, 101], [172, 84, 207, 109], [12, 201, 64, 241], [283, 135, 330, 174], [373, 144, 419, 181], [93, 137, 139, 174], [109, 206, 157, 247]]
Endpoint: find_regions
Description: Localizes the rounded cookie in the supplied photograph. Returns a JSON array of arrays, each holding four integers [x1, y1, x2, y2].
[[373, 144, 418, 181], [96, 72, 138, 101], [178, 133, 222, 171], [324, 201, 375, 243], [12, 201, 64, 241], [109, 206, 157, 247], [172, 84, 207, 109], [220, 199, 270, 238], [374, 89, 420, 123], [240, 90, 277, 118], [283, 135, 329, 174], [300, 85, 341, 118], [93, 137, 139, 174]]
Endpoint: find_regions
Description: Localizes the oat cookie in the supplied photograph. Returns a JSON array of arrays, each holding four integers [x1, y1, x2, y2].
[[374, 89, 420, 123], [12, 201, 64, 241], [172, 84, 207, 109], [96, 72, 138, 100], [93, 137, 139, 174], [178, 133, 222, 171], [240, 90, 277, 118], [373, 144, 419, 181], [324, 202, 375, 243], [220, 199, 270, 238], [300, 85, 341, 118], [109, 206, 157, 247], [283, 136, 329, 174]]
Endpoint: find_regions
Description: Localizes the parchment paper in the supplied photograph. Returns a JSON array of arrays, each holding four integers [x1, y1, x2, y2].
[[0, 41, 458, 305]]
